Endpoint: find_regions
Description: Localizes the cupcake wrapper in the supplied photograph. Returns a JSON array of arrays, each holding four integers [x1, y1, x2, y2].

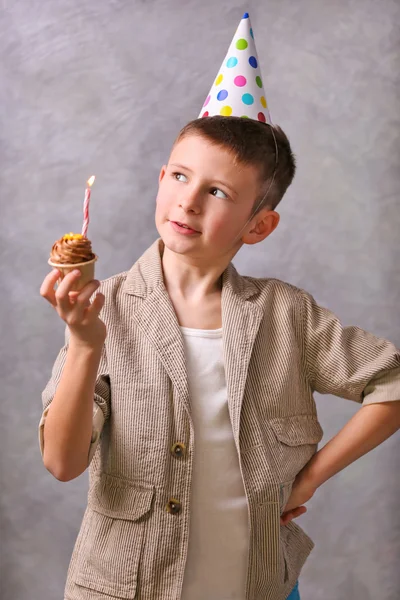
[[48, 255, 98, 291]]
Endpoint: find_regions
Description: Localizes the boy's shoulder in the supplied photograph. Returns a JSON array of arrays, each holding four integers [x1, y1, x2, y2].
[[98, 240, 166, 301], [232, 267, 310, 307], [100, 269, 130, 290], [240, 274, 311, 322], [243, 273, 304, 296]]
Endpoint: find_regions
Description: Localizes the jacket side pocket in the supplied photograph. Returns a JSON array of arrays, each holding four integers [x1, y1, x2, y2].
[[268, 414, 323, 482], [74, 474, 154, 599]]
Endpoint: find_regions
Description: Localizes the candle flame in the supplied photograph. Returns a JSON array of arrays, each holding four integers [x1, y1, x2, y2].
[[87, 175, 95, 187]]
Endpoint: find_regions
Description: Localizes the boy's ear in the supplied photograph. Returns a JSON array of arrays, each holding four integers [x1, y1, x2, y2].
[[159, 165, 167, 183], [242, 209, 280, 246]]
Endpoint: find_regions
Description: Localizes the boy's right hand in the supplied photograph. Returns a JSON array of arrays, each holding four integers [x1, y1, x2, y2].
[[40, 269, 107, 348]]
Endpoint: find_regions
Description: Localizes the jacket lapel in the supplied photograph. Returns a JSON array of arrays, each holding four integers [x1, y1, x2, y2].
[[123, 240, 190, 413], [222, 264, 264, 445]]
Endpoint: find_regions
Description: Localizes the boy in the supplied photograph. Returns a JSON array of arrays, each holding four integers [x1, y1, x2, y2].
[[39, 13, 400, 600]]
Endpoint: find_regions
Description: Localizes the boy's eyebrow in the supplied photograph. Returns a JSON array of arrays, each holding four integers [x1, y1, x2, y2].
[[169, 162, 193, 173], [169, 163, 238, 196]]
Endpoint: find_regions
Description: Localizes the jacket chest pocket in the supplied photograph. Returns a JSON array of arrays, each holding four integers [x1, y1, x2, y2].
[[75, 474, 154, 599], [268, 414, 324, 484]]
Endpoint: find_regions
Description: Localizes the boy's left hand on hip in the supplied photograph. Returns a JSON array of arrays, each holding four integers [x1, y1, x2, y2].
[[280, 474, 317, 526]]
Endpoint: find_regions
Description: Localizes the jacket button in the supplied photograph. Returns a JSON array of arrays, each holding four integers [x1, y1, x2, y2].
[[171, 442, 186, 458], [166, 498, 182, 515]]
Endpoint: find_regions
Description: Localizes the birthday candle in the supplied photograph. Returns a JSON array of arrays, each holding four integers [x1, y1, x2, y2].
[[82, 175, 95, 237]]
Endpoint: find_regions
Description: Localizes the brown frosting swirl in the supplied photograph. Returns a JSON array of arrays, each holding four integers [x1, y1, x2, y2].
[[50, 234, 96, 265]]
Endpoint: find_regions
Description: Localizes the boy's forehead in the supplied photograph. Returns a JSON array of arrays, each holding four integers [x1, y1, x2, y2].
[[169, 134, 257, 181]]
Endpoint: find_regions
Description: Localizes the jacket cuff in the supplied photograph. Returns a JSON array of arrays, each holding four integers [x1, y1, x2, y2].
[[362, 366, 400, 405]]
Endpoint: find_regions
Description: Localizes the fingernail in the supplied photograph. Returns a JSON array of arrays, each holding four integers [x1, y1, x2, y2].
[[73, 269, 81, 276]]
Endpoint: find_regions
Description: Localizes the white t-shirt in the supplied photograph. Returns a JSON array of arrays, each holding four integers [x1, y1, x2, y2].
[[180, 326, 249, 600]]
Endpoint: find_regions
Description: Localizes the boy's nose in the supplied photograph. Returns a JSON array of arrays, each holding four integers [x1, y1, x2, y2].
[[179, 191, 202, 214]]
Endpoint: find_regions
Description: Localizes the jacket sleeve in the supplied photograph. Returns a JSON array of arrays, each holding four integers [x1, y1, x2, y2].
[[299, 289, 400, 405], [38, 326, 111, 465]]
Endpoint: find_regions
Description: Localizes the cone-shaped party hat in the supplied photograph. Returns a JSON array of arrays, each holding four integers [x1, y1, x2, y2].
[[198, 12, 271, 123]]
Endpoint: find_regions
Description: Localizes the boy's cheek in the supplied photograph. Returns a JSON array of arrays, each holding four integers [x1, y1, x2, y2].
[[210, 219, 238, 243], [155, 195, 169, 217], [210, 214, 231, 233], [156, 189, 174, 211]]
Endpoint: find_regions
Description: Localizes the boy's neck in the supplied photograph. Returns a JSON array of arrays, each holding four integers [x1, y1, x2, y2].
[[161, 245, 228, 301], [160, 245, 226, 329]]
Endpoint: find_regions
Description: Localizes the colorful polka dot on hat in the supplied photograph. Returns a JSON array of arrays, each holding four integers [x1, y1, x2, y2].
[[198, 12, 272, 124]]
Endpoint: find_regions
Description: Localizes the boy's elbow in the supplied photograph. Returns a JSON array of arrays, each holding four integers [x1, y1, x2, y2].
[[43, 454, 85, 482], [51, 468, 75, 483]]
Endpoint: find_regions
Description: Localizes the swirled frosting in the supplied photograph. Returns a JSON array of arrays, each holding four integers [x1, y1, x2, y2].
[[50, 233, 95, 264]]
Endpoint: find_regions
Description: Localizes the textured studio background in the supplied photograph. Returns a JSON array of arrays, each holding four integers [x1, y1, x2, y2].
[[1, 1, 399, 599]]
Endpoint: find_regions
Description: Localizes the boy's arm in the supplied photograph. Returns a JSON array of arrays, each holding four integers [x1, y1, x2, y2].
[[39, 326, 110, 481], [299, 287, 400, 481], [281, 400, 400, 522], [300, 399, 400, 490], [281, 291, 400, 522]]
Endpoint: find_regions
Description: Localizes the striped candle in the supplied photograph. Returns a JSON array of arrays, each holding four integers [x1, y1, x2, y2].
[[82, 175, 95, 237]]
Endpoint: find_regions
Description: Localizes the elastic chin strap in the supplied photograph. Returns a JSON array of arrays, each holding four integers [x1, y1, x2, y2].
[[231, 123, 279, 246]]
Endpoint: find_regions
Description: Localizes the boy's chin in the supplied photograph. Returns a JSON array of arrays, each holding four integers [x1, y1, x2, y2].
[[161, 236, 199, 256], [162, 233, 240, 264]]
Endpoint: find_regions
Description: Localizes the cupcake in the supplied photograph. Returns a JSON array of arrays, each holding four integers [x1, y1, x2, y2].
[[48, 233, 97, 291]]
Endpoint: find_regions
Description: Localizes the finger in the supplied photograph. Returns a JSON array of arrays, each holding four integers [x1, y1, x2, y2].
[[294, 506, 307, 517], [280, 510, 289, 525], [281, 511, 294, 526], [62, 280, 101, 324], [74, 280, 101, 310], [55, 270, 83, 311], [281, 512, 294, 526], [68, 291, 80, 304], [64, 283, 102, 328], [40, 269, 62, 306], [86, 292, 105, 318], [280, 506, 307, 526], [290, 506, 307, 521]]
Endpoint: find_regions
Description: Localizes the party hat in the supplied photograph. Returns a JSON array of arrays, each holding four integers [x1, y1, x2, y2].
[[198, 12, 272, 123]]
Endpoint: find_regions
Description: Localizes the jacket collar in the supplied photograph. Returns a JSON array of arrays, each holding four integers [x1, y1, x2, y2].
[[122, 237, 259, 302]]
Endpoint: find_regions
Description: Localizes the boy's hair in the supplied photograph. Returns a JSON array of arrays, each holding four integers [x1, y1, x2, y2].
[[174, 115, 296, 212]]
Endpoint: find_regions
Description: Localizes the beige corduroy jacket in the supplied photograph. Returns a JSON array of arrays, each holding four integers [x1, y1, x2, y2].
[[39, 238, 400, 600]]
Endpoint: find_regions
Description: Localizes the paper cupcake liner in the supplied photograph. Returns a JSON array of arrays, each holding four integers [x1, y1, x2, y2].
[[48, 255, 98, 291]]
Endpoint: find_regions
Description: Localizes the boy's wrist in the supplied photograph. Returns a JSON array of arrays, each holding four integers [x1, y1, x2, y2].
[[297, 455, 324, 491], [69, 335, 104, 355]]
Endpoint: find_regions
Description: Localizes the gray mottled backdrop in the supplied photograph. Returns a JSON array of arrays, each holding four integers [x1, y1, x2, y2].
[[1, 1, 399, 599]]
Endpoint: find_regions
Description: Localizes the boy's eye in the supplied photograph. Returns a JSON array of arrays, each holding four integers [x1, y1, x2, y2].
[[211, 188, 228, 199], [173, 172, 187, 182], [172, 172, 228, 199]]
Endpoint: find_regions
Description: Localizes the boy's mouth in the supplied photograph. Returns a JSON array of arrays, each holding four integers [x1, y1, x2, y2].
[[170, 221, 201, 235]]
